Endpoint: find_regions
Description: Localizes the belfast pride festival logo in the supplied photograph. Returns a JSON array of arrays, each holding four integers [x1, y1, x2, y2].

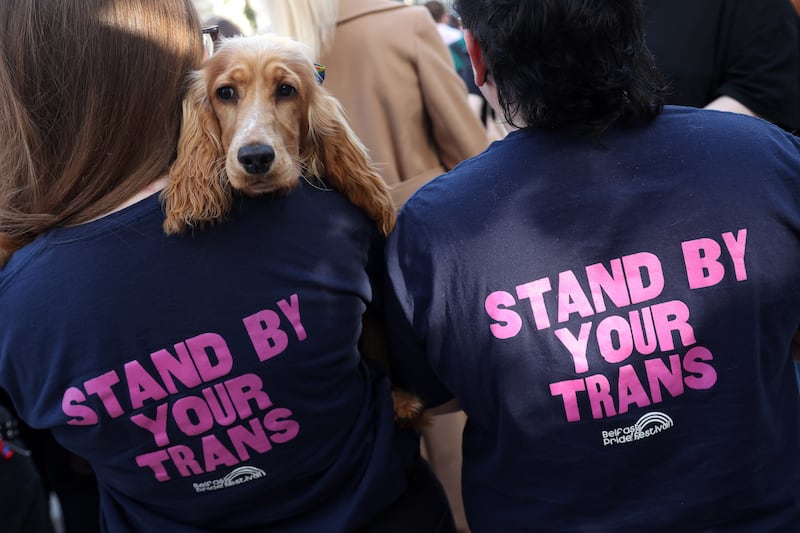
[[193, 465, 267, 493], [601, 411, 674, 447]]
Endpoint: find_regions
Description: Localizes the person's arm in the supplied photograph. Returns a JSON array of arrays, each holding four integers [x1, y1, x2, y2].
[[383, 271, 454, 409], [793, 329, 800, 361], [412, 8, 488, 169], [426, 398, 461, 415], [705, 95, 757, 117], [383, 208, 453, 409], [385, 204, 469, 533]]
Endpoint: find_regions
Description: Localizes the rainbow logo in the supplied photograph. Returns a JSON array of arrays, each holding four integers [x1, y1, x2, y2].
[[633, 412, 674, 434], [601, 411, 674, 447]]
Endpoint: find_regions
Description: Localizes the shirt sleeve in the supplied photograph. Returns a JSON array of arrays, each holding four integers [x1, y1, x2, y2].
[[717, 0, 800, 130], [383, 205, 453, 408]]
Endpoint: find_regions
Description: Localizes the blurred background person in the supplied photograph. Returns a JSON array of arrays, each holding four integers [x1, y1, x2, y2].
[[202, 14, 244, 38], [0, 398, 55, 533], [642, 0, 800, 133], [423, 0, 506, 143], [260, 0, 487, 206], [423, 1, 467, 74]]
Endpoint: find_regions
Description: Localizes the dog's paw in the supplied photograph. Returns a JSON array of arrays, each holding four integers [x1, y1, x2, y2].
[[391, 387, 430, 431]]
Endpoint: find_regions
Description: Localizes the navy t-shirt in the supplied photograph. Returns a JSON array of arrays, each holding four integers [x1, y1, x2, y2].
[[386, 107, 800, 531], [0, 180, 418, 532]]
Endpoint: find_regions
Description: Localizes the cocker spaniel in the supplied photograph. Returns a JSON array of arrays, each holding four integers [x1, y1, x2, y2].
[[162, 34, 395, 237], [162, 34, 424, 428]]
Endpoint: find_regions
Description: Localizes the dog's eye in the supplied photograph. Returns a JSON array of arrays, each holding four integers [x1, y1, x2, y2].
[[216, 86, 236, 101], [276, 84, 297, 98]]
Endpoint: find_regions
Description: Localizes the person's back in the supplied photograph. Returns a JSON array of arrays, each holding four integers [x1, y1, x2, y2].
[[384, 0, 800, 530], [389, 108, 800, 530], [1, 184, 419, 531], [0, 0, 445, 531]]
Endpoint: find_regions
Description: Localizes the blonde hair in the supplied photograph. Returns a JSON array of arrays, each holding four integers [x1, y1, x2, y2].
[[0, 0, 204, 262], [261, 0, 339, 58]]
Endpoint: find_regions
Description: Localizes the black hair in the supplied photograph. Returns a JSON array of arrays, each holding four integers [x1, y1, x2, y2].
[[454, 0, 666, 136]]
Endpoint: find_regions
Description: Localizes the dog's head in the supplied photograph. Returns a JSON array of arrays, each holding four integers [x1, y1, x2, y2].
[[163, 34, 395, 236], [201, 35, 314, 195]]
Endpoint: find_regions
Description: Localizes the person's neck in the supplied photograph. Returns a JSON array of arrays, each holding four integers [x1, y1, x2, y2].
[[480, 83, 521, 132]]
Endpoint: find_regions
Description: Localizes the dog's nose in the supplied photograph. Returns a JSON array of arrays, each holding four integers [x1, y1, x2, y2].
[[238, 144, 275, 174]]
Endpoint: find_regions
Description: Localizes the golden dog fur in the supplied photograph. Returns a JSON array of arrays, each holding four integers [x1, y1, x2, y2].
[[162, 34, 424, 428], [162, 34, 395, 237]]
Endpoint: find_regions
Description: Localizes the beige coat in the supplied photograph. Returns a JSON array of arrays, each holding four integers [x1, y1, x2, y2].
[[320, 0, 488, 206]]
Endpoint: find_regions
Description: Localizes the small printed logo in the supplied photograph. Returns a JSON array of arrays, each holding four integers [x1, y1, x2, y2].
[[601, 411, 674, 447], [193, 466, 267, 493]]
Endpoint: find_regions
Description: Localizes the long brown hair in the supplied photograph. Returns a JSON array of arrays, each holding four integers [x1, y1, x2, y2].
[[0, 0, 204, 263]]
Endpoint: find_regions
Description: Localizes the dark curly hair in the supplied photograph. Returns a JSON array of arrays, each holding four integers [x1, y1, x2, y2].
[[454, 0, 666, 136]]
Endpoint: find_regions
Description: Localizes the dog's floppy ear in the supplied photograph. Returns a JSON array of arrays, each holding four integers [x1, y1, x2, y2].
[[162, 74, 231, 235], [304, 90, 396, 236]]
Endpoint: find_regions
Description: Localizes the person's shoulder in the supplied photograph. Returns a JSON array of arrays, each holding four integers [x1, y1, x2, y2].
[[660, 105, 800, 146], [400, 141, 506, 218], [652, 107, 800, 184], [346, 0, 415, 20], [662, 103, 766, 126], [0, 243, 39, 307], [344, 1, 430, 39], [372, 2, 439, 29], [239, 179, 379, 239]]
